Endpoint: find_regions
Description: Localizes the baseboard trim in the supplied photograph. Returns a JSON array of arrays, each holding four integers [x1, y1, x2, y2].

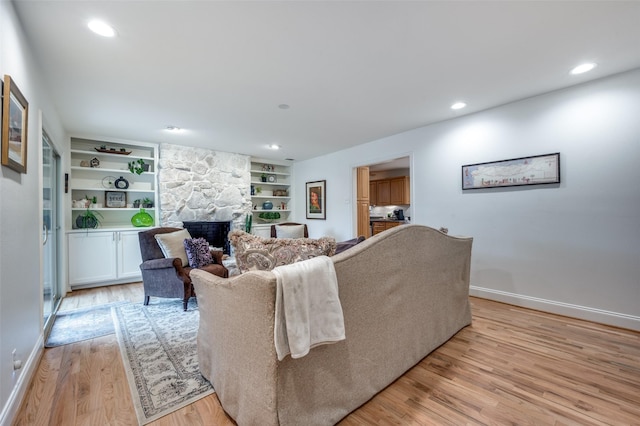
[[0, 335, 44, 426], [71, 277, 140, 291], [470, 286, 640, 332]]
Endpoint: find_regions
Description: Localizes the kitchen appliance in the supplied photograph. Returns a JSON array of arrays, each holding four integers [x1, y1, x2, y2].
[[393, 209, 405, 220]]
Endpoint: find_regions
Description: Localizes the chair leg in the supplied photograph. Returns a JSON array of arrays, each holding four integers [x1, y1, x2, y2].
[[144, 295, 150, 306], [183, 298, 188, 311]]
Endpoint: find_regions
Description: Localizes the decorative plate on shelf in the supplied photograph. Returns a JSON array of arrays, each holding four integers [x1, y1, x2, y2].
[[94, 147, 131, 155], [102, 176, 117, 189]]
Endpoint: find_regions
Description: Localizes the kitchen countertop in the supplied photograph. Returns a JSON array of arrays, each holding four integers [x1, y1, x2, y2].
[[369, 218, 408, 223]]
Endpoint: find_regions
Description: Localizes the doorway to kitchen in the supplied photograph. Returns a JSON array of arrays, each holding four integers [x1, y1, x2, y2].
[[355, 156, 411, 238]]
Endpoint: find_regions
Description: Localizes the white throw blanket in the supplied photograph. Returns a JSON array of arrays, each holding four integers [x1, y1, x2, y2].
[[273, 256, 345, 361]]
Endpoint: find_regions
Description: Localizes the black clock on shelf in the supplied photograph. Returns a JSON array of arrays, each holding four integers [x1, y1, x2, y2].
[[114, 176, 129, 189], [268, 174, 276, 183]]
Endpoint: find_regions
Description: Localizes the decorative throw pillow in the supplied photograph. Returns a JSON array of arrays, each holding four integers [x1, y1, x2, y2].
[[183, 237, 214, 268], [154, 229, 192, 266], [275, 224, 305, 239], [229, 230, 336, 273]]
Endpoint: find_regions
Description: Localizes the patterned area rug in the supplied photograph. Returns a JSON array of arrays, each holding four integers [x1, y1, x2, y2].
[[45, 302, 126, 347], [112, 300, 214, 425]]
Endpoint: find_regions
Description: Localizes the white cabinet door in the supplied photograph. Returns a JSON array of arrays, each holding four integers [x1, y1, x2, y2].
[[117, 230, 143, 280], [68, 232, 117, 285]]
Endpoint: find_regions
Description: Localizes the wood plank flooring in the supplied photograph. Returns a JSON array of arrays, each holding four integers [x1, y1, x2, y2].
[[13, 282, 640, 425]]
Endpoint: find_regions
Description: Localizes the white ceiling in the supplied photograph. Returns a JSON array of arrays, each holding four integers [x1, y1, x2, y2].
[[12, 1, 640, 163]]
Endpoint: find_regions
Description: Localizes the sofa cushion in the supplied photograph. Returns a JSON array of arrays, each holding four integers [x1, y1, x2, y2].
[[229, 230, 336, 273], [184, 237, 213, 268], [154, 228, 192, 266], [275, 224, 306, 239]]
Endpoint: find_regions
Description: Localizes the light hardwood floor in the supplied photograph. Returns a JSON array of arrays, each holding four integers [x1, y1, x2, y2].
[[13, 282, 640, 425]]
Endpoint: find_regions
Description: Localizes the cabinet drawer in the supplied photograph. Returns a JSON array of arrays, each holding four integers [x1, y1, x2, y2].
[[372, 222, 387, 235]]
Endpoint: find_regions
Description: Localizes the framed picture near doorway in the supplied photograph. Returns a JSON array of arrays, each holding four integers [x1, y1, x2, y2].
[[306, 180, 326, 220], [1, 75, 29, 174]]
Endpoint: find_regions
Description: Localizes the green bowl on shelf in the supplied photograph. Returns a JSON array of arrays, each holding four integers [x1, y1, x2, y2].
[[131, 208, 154, 227]]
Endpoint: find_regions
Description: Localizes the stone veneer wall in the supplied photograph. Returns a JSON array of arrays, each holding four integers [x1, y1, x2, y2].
[[159, 143, 251, 230]]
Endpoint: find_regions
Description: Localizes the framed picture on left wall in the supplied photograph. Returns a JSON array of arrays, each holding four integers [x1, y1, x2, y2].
[[1, 75, 29, 174]]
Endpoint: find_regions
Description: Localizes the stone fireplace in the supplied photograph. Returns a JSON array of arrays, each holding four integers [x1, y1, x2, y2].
[[158, 143, 252, 232]]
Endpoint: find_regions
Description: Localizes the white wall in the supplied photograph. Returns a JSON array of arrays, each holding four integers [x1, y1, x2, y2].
[[1, 1, 638, 419], [0, 0, 67, 423], [293, 69, 640, 330]]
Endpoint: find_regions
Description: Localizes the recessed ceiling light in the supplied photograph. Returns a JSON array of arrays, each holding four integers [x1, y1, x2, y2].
[[165, 126, 183, 133], [278, 104, 290, 110], [451, 102, 467, 110], [570, 63, 597, 75], [88, 20, 116, 37], [268, 144, 281, 150]]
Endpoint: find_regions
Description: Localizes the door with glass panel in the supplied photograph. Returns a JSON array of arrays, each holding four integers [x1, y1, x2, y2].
[[42, 130, 61, 331]]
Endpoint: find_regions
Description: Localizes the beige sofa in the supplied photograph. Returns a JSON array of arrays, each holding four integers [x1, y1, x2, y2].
[[190, 224, 473, 425]]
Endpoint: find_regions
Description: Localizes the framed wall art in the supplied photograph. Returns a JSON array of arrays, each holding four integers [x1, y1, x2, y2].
[[1, 75, 29, 173], [462, 153, 560, 190], [306, 180, 326, 220], [105, 191, 127, 208]]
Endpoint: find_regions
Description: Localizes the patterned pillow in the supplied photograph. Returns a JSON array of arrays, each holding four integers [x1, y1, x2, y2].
[[183, 238, 213, 268], [229, 230, 336, 273]]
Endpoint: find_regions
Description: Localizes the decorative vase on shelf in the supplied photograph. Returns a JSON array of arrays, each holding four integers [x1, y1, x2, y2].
[[131, 208, 154, 227], [76, 215, 98, 229], [262, 201, 273, 210]]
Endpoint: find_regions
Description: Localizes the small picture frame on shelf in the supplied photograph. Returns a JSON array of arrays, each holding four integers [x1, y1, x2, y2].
[[105, 191, 127, 208]]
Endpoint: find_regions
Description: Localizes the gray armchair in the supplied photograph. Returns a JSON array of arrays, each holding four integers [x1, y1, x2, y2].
[[138, 227, 228, 311]]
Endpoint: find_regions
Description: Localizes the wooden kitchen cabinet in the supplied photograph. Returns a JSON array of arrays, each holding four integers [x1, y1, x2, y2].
[[356, 167, 371, 238], [358, 200, 371, 238], [372, 221, 402, 235], [371, 176, 409, 206], [376, 180, 391, 205], [369, 181, 377, 206], [390, 176, 410, 205], [357, 167, 370, 200]]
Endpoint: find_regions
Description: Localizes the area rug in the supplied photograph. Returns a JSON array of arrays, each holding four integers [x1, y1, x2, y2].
[[112, 299, 214, 425], [45, 302, 127, 347]]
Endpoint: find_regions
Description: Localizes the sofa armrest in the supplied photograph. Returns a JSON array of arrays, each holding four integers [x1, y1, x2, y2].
[[140, 257, 181, 270], [190, 269, 279, 425]]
